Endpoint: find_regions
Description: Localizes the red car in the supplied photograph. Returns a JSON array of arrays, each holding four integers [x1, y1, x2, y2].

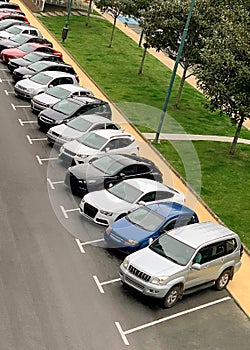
[[0, 12, 29, 24], [1, 42, 63, 63]]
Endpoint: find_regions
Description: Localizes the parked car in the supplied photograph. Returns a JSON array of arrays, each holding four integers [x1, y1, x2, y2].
[[59, 129, 139, 166], [37, 96, 112, 131], [120, 222, 243, 308], [104, 202, 199, 253], [0, 33, 52, 53], [65, 153, 163, 196], [0, 2, 20, 11], [14, 70, 78, 99], [0, 8, 25, 16], [12, 60, 79, 82], [47, 114, 119, 146], [8, 51, 63, 73], [0, 24, 41, 40], [31, 84, 93, 113], [0, 18, 27, 31], [79, 178, 185, 226], [0, 42, 61, 63], [0, 13, 29, 24]]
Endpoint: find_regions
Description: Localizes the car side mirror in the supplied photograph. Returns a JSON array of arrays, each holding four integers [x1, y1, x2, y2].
[[148, 238, 154, 245], [119, 172, 125, 177], [191, 263, 201, 270], [105, 147, 110, 152], [138, 201, 146, 206]]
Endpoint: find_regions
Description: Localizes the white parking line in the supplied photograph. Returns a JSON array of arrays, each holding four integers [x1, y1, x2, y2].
[[4, 89, 14, 95], [26, 135, 47, 144], [60, 205, 80, 219], [0, 68, 8, 71], [36, 155, 58, 165], [93, 275, 121, 294], [0, 78, 11, 82], [47, 178, 64, 190], [115, 296, 231, 346], [11, 103, 30, 110], [18, 118, 37, 126], [75, 238, 105, 254]]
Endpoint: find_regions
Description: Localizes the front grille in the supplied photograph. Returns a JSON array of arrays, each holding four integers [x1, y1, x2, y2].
[[51, 131, 60, 137], [34, 100, 49, 108], [84, 203, 98, 219], [64, 149, 76, 157], [125, 276, 144, 291], [128, 264, 151, 282], [40, 116, 53, 124]]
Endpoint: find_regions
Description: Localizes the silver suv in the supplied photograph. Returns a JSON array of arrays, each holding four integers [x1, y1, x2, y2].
[[120, 222, 243, 308]]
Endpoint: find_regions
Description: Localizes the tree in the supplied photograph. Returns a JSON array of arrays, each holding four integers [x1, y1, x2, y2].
[[196, 1, 250, 155], [141, 0, 220, 108], [85, 0, 94, 27]]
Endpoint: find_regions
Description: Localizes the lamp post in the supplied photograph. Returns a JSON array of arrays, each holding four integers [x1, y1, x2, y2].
[[62, 0, 73, 42], [154, 0, 196, 143]]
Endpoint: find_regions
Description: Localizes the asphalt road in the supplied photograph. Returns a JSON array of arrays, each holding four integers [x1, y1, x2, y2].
[[0, 64, 249, 350]]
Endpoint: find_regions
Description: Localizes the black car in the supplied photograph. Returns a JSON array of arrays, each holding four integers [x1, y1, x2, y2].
[[38, 96, 112, 131], [7, 51, 63, 72], [12, 60, 79, 82], [0, 33, 52, 52], [65, 154, 163, 196]]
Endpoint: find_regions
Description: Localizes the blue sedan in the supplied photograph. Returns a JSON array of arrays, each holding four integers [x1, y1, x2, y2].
[[104, 202, 199, 254]]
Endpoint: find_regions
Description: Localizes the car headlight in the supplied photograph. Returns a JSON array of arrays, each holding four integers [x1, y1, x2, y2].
[[61, 136, 73, 141], [151, 276, 169, 285], [54, 120, 62, 125], [123, 256, 130, 269], [26, 87, 35, 93], [23, 74, 31, 79], [100, 210, 113, 216], [106, 226, 112, 235], [76, 154, 87, 158], [87, 179, 96, 184], [124, 239, 139, 246]]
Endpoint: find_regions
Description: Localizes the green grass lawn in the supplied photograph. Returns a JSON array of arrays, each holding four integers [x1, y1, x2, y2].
[[40, 15, 250, 248]]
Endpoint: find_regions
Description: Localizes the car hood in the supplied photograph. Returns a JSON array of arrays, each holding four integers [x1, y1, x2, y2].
[[16, 78, 42, 90], [63, 140, 102, 157], [33, 93, 60, 107], [110, 217, 152, 242], [2, 48, 23, 57], [128, 247, 184, 277], [9, 57, 30, 67], [14, 66, 34, 76], [49, 124, 83, 139], [0, 38, 17, 48], [40, 107, 68, 121], [84, 189, 137, 212], [0, 32, 11, 40], [69, 163, 104, 180]]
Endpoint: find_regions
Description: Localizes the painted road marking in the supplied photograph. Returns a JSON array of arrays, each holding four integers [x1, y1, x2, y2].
[[36, 155, 58, 165], [11, 103, 30, 110], [60, 205, 80, 219], [18, 118, 37, 126], [115, 296, 231, 346], [47, 178, 64, 190], [93, 275, 121, 294], [4, 89, 14, 95], [75, 238, 104, 254], [26, 135, 47, 144], [0, 78, 12, 82], [0, 68, 8, 71]]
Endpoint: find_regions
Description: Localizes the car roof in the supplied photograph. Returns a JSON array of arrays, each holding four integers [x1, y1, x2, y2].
[[76, 114, 115, 123], [145, 202, 196, 218], [20, 42, 48, 49], [56, 84, 90, 92], [71, 95, 106, 104], [93, 154, 155, 167], [30, 60, 70, 68], [90, 129, 131, 139], [8, 24, 33, 30], [34, 70, 76, 78], [168, 221, 238, 249], [122, 178, 175, 192], [26, 51, 56, 58]]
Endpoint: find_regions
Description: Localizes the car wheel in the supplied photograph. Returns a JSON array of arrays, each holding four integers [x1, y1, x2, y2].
[[162, 286, 180, 308], [215, 269, 231, 290]]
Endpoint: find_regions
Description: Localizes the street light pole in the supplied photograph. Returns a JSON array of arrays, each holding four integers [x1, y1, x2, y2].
[[62, 0, 73, 42], [154, 0, 196, 143]]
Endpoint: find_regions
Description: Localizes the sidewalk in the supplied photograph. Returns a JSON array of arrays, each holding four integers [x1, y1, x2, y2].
[[17, 1, 250, 317]]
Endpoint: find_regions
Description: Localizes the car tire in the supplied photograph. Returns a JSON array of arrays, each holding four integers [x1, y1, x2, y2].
[[215, 269, 231, 291], [162, 286, 180, 308]]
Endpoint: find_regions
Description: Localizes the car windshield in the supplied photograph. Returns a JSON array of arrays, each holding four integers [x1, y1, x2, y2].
[[91, 156, 123, 175], [30, 72, 51, 85], [28, 61, 49, 72], [47, 86, 70, 99], [6, 26, 22, 35], [108, 181, 143, 203], [18, 43, 35, 53], [53, 99, 79, 115], [23, 52, 41, 63], [77, 132, 107, 150], [66, 117, 92, 132], [126, 207, 165, 231], [10, 34, 28, 44], [149, 235, 195, 266], [0, 20, 15, 30]]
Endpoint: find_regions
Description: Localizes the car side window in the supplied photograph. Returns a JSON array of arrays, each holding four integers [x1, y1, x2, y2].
[[59, 77, 74, 84], [30, 30, 38, 36], [91, 123, 105, 131], [122, 165, 136, 176], [193, 245, 213, 264], [225, 239, 237, 254], [163, 219, 177, 232], [136, 164, 150, 174], [117, 138, 132, 148], [105, 123, 119, 130], [105, 139, 119, 150], [155, 191, 174, 200], [140, 191, 156, 202]]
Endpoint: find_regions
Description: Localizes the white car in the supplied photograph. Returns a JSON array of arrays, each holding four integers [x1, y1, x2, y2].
[[59, 129, 139, 165], [14, 71, 79, 99], [0, 24, 41, 40], [47, 114, 121, 146], [79, 178, 185, 226]]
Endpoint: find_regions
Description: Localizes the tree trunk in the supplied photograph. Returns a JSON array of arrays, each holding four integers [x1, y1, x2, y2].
[[109, 16, 117, 48], [85, 0, 93, 27], [229, 115, 245, 155], [173, 66, 188, 109], [138, 45, 147, 75]]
